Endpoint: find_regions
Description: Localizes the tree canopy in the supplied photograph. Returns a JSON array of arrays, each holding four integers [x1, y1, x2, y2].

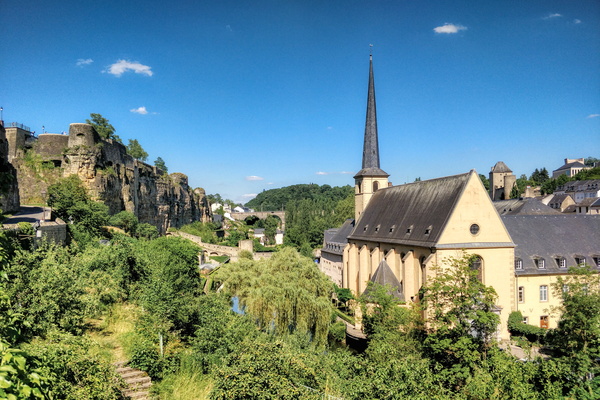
[[126, 139, 149, 162], [85, 113, 122, 143]]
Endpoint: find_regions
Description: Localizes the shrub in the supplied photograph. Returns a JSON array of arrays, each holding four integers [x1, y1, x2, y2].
[[508, 311, 546, 343]]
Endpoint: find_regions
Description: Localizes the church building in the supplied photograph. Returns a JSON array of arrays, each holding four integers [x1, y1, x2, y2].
[[324, 55, 517, 339]]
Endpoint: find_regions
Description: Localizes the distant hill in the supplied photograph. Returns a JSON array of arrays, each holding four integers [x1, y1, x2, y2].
[[245, 184, 353, 211]]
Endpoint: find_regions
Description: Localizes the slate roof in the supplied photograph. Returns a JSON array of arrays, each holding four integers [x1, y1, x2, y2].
[[322, 219, 355, 255], [349, 172, 471, 246], [362, 259, 404, 301], [493, 198, 561, 216], [491, 161, 512, 173], [554, 160, 586, 172], [502, 215, 600, 276]]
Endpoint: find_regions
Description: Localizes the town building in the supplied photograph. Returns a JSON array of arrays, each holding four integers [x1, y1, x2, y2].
[[552, 158, 590, 178], [320, 55, 600, 339]]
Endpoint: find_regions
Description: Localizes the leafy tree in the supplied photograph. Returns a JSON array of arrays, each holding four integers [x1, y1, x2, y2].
[[85, 113, 121, 143], [154, 157, 168, 173], [135, 223, 159, 240], [126, 139, 149, 162], [530, 168, 549, 185], [214, 247, 334, 347], [421, 252, 500, 388], [47, 175, 89, 219], [478, 174, 490, 191], [109, 210, 138, 234], [245, 183, 352, 211], [210, 341, 322, 400], [584, 156, 599, 167]]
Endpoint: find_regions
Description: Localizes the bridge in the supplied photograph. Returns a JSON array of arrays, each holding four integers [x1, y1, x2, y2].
[[169, 231, 273, 262], [229, 211, 286, 228]]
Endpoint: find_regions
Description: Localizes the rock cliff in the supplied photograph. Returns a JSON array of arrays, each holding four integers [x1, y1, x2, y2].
[[9, 123, 211, 233]]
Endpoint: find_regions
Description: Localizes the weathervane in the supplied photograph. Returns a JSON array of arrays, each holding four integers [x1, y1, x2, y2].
[[369, 44, 373, 56]]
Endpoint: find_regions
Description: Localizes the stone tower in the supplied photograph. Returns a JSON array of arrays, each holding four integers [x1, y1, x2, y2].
[[354, 54, 389, 221], [489, 161, 516, 201]]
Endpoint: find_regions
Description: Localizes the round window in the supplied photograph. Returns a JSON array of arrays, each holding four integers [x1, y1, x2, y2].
[[470, 224, 480, 235]]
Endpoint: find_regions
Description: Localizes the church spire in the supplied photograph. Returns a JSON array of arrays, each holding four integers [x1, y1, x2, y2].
[[355, 53, 388, 178], [353, 52, 389, 221], [362, 54, 380, 170]]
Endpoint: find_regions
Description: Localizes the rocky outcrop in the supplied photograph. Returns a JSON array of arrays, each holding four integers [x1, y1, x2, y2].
[[0, 122, 20, 213], [9, 123, 211, 233]]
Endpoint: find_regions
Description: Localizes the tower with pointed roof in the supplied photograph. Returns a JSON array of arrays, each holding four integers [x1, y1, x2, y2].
[[489, 161, 516, 201], [354, 54, 389, 220]]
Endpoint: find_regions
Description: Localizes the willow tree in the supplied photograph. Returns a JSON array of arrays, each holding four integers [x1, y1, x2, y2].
[[214, 247, 333, 347]]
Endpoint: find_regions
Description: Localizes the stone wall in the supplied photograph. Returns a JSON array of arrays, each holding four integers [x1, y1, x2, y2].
[[8, 122, 212, 233], [0, 123, 20, 213]]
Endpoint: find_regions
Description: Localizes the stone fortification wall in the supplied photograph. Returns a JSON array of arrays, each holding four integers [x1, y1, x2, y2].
[[0, 124, 20, 213], [8, 122, 211, 233], [34, 134, 69, 161]]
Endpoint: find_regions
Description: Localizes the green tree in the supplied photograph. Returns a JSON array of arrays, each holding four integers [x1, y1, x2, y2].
[[530, 168, 549, 185], [478, 174, 490, 191], [584, 156, 599, 167], [85, 113, 121, 143], [421, 252, 500, 388], [126, 139, 149, 162], [108, 210, 138, 234], [214, 247, 333, 347], [47, 175, 89, 219], [154, 157, 168, 173]]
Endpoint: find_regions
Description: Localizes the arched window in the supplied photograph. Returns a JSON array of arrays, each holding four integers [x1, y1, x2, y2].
[[470, 255, 483, 281], [373, 181, 379, 192]]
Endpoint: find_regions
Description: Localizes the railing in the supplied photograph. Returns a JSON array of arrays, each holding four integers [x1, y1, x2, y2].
[[5, 122, 31, 131]]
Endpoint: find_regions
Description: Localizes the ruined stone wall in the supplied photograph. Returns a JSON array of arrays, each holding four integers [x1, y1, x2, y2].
[[8, 122, 211, 233], [0, 124, 20, 213]]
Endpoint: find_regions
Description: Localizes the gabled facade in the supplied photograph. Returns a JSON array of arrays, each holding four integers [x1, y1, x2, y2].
[[552, 158, 590, 178]]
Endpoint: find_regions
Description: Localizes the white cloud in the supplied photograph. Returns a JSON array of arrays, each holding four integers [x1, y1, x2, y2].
[[543, 13, 562, 20], [105, 60, 153, 77], [574, 19, 582, 24], [245, 175, 264, 181], [242, 193, 257, 199], [226, 24, 233, 32], [76, 58, 93, 67], [316, 171, 329, 175], [130, 106, 148, 115], [267, 182, 274, 185], [586, 114, 600, 119], [340, 171, 353, 175], [433, 23, 467, 34]]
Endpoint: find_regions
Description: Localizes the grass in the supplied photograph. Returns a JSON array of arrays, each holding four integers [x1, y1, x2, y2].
[[209, 255, 229, 263], [87, 302, 140, 363], [152, 368, 213, 400]]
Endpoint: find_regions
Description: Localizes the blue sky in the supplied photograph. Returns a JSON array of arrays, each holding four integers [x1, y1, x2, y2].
[[2, 1, 599, 204]]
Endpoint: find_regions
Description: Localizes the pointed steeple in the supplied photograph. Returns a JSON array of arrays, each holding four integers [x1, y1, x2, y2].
[[353, 53, 390, 221], [355, 54, 389, 179]]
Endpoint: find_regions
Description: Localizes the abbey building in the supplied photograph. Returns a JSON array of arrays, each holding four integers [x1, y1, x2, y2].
[[319, 55, 600, 341]]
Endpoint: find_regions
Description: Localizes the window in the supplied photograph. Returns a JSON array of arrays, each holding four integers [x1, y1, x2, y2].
[[594, 257, 600, 268], [555, 257, 566, 268], [373, 181, 379, 192], [470, 224, 480, 235], [535, 258, 545, 269], [540, 285, 548, 302], [406, 225, 413, 234], [575, 257, 586, 267], [469, 255, 483, 281], [523, 316, 529, 324], [515, 259, 523, 270], [518, 286, 525, 303]]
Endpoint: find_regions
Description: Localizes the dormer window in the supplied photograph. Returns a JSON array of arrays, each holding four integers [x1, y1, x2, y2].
[[575, 256, 586, 267], [535, 258, 546, 269], [424, 225, 432, 235], [555, 257, 566, 268], [363, 225, 368, 232], [389, 225, 396, 233], [406, 225, 413, 234], [374, 225, 380, 232], [515, 258, 523, 270]]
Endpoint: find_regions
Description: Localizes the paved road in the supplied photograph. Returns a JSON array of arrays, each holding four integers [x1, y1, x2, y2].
[[3, 206, 48, 224]]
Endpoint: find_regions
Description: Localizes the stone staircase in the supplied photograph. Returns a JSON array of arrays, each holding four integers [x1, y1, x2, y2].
[[115, 362, 152, 400]]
